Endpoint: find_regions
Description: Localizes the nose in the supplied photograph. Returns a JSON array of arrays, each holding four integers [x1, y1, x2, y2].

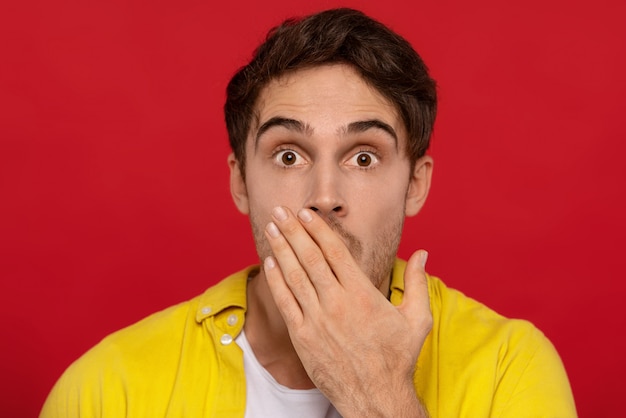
[[304, 164, 347, 218]]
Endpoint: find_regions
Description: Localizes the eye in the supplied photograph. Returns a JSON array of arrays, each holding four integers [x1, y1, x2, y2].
[[275, 149, 305, 167], [357, 153, 372, 167], [281, 151, 296, 165], [348, 151, 378, 168]]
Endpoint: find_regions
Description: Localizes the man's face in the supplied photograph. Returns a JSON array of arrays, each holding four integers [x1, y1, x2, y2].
[[229, 64, 431, 291]]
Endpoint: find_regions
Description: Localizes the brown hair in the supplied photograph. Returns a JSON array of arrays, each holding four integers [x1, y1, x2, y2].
[[224, 8, 437, 176]]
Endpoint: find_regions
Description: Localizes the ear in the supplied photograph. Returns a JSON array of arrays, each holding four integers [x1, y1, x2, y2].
[[228, 153, 249, 215], [405, 155, 433, 217]]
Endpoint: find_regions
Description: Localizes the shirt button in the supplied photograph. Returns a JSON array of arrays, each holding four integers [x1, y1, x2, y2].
[[227, 314, 238, 326], [201, 306, 211, 315], [220, 334, 233, 345]]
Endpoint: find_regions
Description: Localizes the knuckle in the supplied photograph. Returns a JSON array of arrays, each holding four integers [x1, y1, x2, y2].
[[285, 268, 309, 288], [294, 327, 315, 345], [272, 293, 286, 307], [323, 242, 345, 263], [300, 247, 323, 266], [350, 288, 375, 310], [325, 299, 345, 317], [282, 307, 301, 326], [417, 312, 433, 334], [273, 293, 292, 310]]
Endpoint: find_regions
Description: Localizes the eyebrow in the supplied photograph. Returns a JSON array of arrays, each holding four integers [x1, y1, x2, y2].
[[254, 116, 398, 147], [345, 120, 398, 146], [255, 117, 310, 146]]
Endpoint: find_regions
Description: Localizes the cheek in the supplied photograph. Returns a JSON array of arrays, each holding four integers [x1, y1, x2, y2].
[[351, 176, 409, 211], [347, 182, 409, 236], [246, 174, 305, 216]]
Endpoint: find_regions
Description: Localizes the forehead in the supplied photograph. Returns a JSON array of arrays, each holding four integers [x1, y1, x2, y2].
[[251, 64, 404, 137]]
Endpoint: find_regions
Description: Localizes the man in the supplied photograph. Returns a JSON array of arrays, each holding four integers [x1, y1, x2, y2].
[[41, 8, 577, 417]]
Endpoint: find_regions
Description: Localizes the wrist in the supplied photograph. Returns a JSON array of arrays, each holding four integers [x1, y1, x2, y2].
[[337, 379, 427, 418]]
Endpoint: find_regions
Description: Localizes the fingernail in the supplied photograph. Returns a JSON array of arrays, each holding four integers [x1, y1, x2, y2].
[[298, 208, 313, 223], [420, 251, 429, 269], [273, 206, 288, 221], [264, 256, 276, 270], [266, 222, 280, 238]]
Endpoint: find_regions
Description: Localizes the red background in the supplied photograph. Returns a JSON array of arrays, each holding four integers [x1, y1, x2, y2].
[[1, 0, 625, 416]]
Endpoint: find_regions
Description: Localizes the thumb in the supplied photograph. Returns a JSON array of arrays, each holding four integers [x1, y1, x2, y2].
[[398, 250, 432, 332]]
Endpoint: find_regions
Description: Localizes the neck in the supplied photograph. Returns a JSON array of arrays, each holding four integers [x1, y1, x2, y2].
[[244, 268, 315, 389]]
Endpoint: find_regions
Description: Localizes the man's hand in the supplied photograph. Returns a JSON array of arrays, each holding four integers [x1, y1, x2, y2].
[[263, 206, 432, 418]]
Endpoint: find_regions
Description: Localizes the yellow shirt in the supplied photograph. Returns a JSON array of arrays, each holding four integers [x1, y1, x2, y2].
[[41, 260, 577, 417]]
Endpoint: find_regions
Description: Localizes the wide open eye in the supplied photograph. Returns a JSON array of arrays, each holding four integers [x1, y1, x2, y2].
[[357, 153, 372, 167], [282, 151, 296, 165], [348, 151, 379, 168], [275, 149, 305, 167]]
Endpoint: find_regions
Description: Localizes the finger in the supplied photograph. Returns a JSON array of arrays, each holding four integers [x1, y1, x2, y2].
[[264, 256, 304, 327], [271, 206, 338, 295], [296, 208, 365, 288], [398, 250, 432, 333], [265, 216, 320, 312]]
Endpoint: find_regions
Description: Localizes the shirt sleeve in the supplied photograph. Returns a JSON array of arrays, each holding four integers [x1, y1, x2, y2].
[[39, 343, 128, 418], [490, 326, 577, 418]]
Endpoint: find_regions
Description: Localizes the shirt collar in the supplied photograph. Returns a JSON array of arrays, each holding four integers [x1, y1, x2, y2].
[[195, 258, 421, 322], [390, 258, 407, 306], [195, 265, 258, 323]]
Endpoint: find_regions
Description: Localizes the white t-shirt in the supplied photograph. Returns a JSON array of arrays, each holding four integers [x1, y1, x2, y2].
[[236, 331, 342, 418]]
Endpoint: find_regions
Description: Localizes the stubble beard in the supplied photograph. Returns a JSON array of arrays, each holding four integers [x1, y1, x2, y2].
[[249, 209, 404, 290]]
